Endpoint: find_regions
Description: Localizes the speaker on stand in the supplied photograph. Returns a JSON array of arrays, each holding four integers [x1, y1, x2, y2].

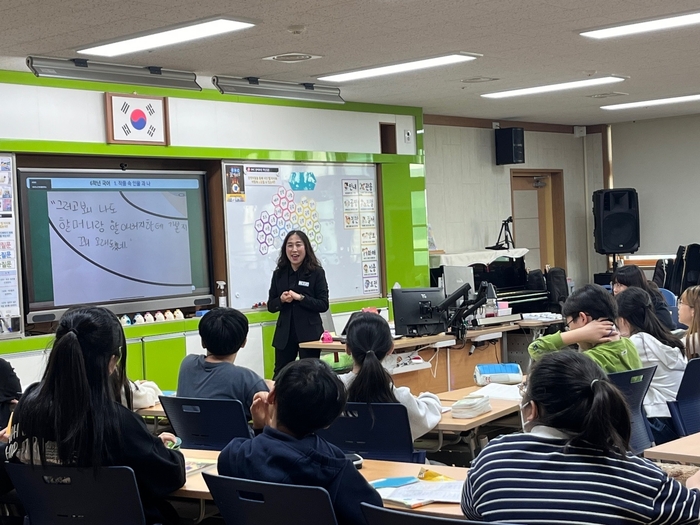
[[592, 188, 640, 278]]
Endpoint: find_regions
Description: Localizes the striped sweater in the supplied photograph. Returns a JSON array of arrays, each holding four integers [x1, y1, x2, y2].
[[462, 427, 700, 524]]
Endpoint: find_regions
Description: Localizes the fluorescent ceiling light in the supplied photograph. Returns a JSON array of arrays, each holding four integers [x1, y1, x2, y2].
[[26, 56, 201, 90], [581, 12, 700, 39], [212, 76, 344, 104], [78, 18, 254, 57], [318, 53, 479, 82], [601, 94, 700, 110], [481, 76, 625, 99]]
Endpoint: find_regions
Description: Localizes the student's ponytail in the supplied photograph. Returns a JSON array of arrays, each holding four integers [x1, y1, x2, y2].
[[14, 307, 124, 470], [526, 350, 631, 454], [579, 379, 630, 452], [616, 288, 684, 352], [345, 313, 398, 404]]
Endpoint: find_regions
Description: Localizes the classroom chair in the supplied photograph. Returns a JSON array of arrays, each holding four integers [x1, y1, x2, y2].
[[5, 464, 145, 525], [203, 472, 338, 525], [159, 396, 252, 451], [361, 503, 508, 525], [316, 402, 426, 463], [659, 288, 677, 307], [667, 358, 700, 436], [607, 366, 657, 455]]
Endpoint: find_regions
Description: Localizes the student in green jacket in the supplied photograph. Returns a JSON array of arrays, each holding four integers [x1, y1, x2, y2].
[[528, 284, 642, 373]]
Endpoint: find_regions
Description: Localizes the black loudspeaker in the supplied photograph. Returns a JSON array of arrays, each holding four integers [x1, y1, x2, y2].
[[495, 127, 524, 165], [592, 188, 640, 255]]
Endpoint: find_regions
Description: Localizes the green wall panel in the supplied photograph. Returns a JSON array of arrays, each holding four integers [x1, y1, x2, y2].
[[126, 339, 144, 381], [143, 335, 186, 391], [262, 324, 276, 380], [381, 163, 430, 289]]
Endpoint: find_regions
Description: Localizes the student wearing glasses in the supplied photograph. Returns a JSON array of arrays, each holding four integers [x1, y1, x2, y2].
[[528, 284, 642, 373], [462, 350, 700, 524], [679, 285, 700, 358]]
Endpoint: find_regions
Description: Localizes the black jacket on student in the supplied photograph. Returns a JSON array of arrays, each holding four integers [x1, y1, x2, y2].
[[218, 426, 382, 525], [267, 266, 329, 349]]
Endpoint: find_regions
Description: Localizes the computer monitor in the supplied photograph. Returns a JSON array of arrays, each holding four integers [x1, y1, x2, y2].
[[392, 287, 446, 336]]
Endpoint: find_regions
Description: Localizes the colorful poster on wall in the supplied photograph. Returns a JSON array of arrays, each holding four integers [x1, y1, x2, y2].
[[0, 154, 22, 331]]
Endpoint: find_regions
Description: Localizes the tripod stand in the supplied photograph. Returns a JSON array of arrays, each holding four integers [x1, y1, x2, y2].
[[485, 216, 515, 250]]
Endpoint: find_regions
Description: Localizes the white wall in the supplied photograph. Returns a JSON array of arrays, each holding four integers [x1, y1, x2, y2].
[[612, 115, 700, 255], [0, 83, 415, 155], [425, 125, 605, 287]]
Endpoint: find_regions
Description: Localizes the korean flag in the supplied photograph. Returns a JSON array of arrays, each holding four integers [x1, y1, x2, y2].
[[110, 95, 167, 143]]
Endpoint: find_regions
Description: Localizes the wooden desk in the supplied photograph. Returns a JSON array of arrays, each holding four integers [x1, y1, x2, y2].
[[300, 333, 457, 354], [174, 450, 467, 518], [136, 403, 166, 418], [644, 432, 700, 464], [436, 398, 520, 432]]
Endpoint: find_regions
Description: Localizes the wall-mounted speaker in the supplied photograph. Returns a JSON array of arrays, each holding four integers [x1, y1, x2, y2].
[[495, 127, 524, 165], [592, 188, 640, 255]]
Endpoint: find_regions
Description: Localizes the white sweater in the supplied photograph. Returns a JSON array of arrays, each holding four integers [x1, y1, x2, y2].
[[337, 371, 442, 440], [629, 332, 687, 418]]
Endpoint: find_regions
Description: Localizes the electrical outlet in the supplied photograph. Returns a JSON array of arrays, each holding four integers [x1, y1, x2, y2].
[[403, 130, 412, 143]]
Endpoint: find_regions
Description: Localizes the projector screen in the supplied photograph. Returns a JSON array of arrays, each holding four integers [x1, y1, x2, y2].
[[18, 168, 213, 322]]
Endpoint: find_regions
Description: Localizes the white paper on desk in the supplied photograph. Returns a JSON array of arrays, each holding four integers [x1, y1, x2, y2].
[[382, 481, 464, 504], [473, 383, 522, 401]]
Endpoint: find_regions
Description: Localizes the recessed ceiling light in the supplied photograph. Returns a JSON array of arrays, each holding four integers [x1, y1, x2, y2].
[[78, 18, 255, 57], [481, 76, 625, 99], [318, 53, 479, 83], [587, 92, 628, 99], [262, 53, 322, 63], [581, 12, 700, 39], [601, 94, 700, 110]]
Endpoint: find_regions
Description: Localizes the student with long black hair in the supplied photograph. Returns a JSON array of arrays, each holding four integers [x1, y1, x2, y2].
[[6, 307, 185, 525], [616, 287, 686, 444], [338, 312, 441, 440], [529, 284, 642, 372], [462, 350, 700, 524], [612, 264, 675, 331]]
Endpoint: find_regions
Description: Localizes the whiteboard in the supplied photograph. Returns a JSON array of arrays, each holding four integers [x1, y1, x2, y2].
[[223, 162, 381, 310]]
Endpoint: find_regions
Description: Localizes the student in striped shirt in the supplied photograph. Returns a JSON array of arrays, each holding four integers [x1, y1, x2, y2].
[[462, 350, 700, 524]]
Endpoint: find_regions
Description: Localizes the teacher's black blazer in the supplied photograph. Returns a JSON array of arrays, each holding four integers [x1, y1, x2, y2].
[[267, 266, 329, 349]]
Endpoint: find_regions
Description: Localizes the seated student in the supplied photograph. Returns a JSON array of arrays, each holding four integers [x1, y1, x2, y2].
[[462, 350, 700, 524], [177, 308, 268, 420], [679, 285, 700, 358], [218, 359, 382, 525], [616, 287, 686, 444], [612, 264, 675, 331], [337, 312, 441, 440], [0, 358, 20, 429], [528, 284, 642, 373], [6, 307, 185, 525]]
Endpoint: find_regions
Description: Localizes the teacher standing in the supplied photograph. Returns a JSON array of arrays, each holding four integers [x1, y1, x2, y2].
[[268, 230, 329, 378]]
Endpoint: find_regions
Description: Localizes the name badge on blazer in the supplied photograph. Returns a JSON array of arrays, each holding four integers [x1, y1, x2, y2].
[[298, 280, 310, 287]]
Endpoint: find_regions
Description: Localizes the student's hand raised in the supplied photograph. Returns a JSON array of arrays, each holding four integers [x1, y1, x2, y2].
[[251, 391, 271, 429]]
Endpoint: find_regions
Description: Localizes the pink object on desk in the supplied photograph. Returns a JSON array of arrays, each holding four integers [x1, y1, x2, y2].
[[321, 331, 333, 343]]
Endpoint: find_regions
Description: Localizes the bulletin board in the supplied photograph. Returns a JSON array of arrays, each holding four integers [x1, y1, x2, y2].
[[223, 161, 381, 310], [0, 154, 22, 336]]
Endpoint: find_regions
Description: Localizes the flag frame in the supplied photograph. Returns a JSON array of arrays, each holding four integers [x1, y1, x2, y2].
[[105, 93, 170, 146]]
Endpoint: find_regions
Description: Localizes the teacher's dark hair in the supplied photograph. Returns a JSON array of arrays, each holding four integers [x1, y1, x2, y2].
[[15, 307, 125, 470], [276, 230, 321, 273], [616, 288, 684, 352], [274, 359, 346, 438], [525, 350, 630, 453], [345, 312, 398, 404], [562, 284, 617, 322]]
